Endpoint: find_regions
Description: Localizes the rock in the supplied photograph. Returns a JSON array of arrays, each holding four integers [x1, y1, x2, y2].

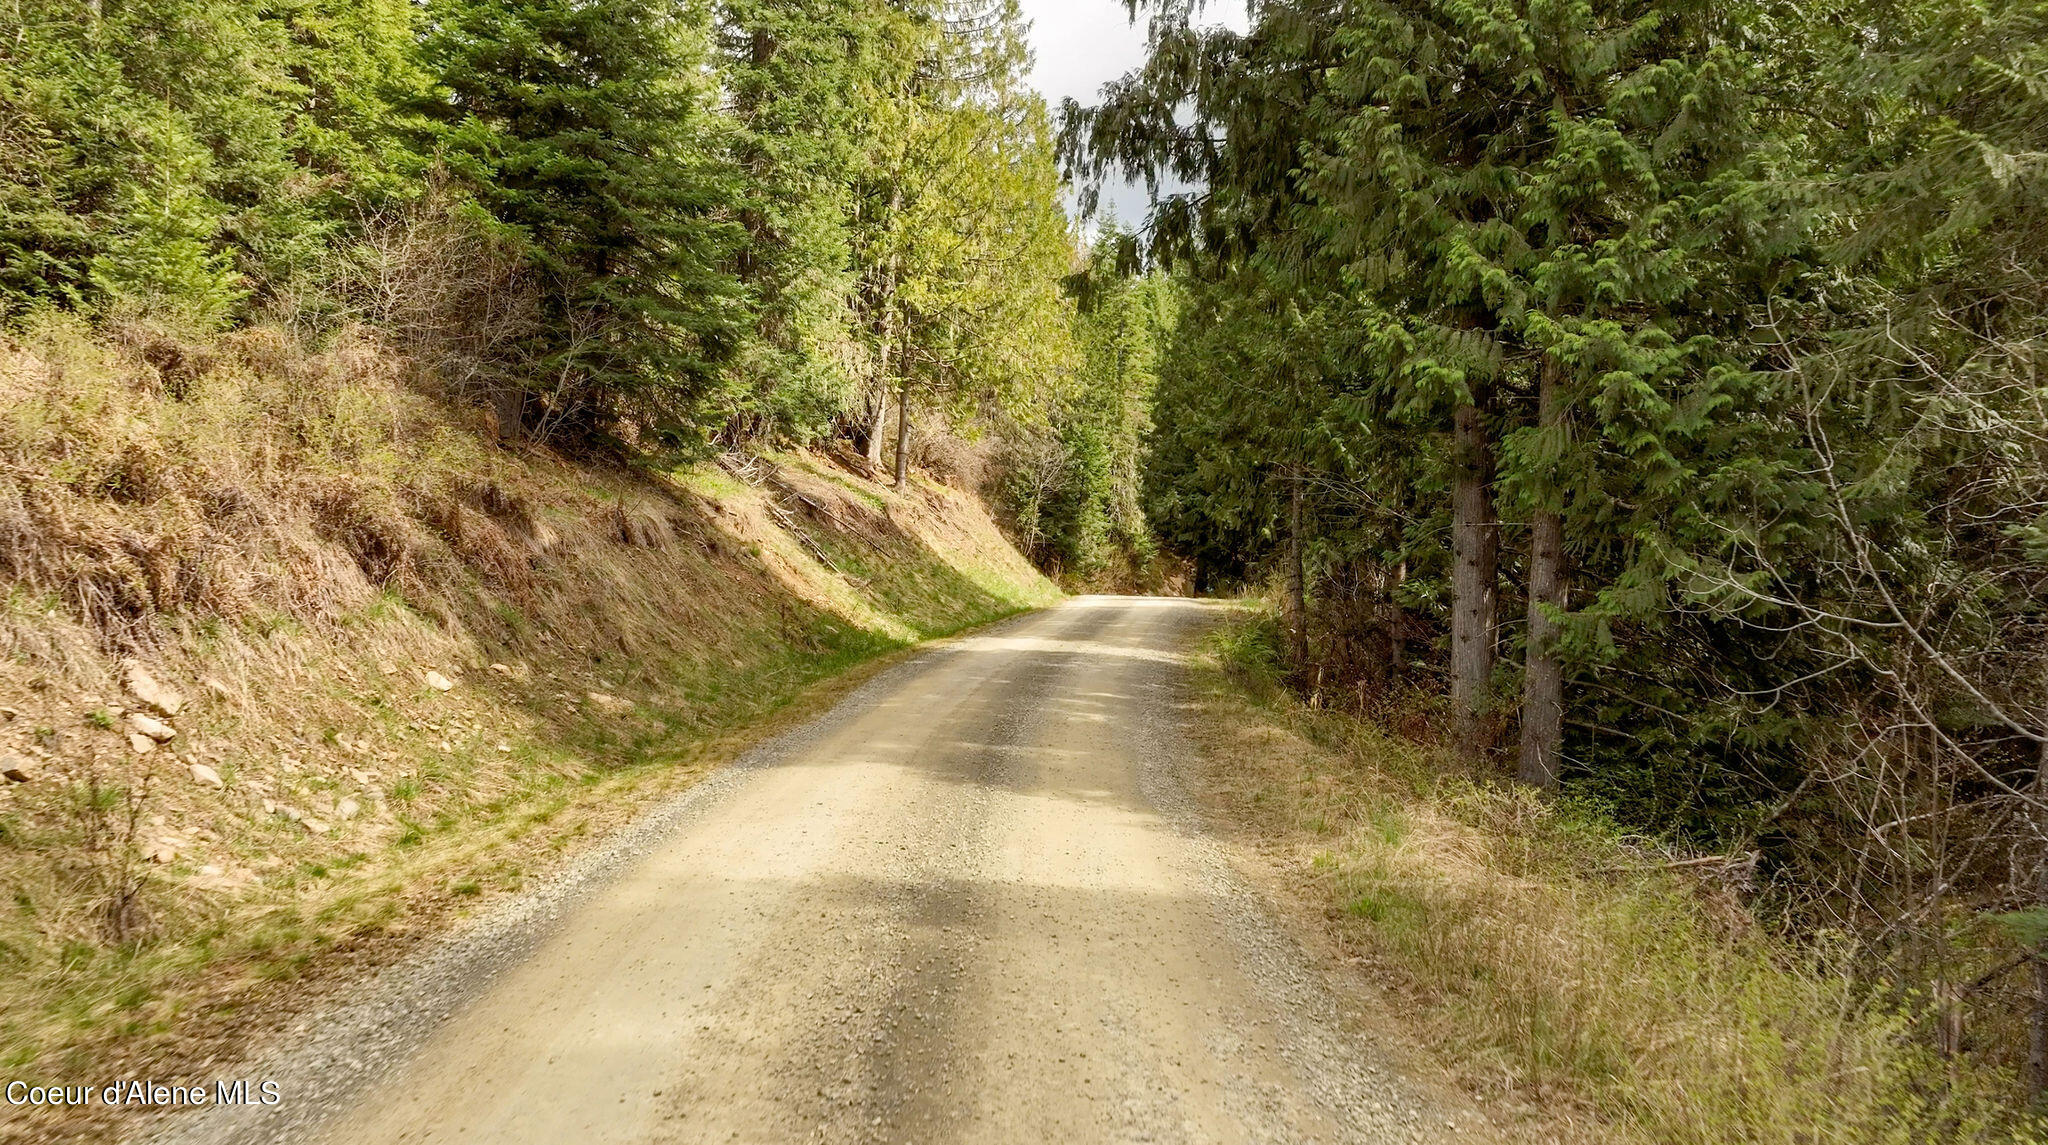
[[1, 755, 36, 783], [496, 743, 511, 753], [125, 712, 176, 742], [377, 661, 398, 675], [121, 659, 186, 717], [0, 706, 17, 721], [276, 804, 303, 823], [188, 762, 223, 788], [489, 662, 514, 676], [302, 817, 330, 835], [424, 670, 455, 692], [336, 797, 360, 820], [128, 731, 156, 755], [586, 691, 634, 716]]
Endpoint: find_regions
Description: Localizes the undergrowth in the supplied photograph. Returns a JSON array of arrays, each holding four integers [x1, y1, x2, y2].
[[1195, 609, 2044, 1145]]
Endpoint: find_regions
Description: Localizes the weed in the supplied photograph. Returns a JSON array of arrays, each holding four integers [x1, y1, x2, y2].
[[68, 758, 157, 945], [1196, 609, 2044, 1145]]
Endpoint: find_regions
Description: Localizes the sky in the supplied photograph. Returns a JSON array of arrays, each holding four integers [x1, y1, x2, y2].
[[1016, 0, 1249, 229]]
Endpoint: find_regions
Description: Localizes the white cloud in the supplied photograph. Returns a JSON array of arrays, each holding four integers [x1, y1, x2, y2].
[[1017, 0, 1249, 232]]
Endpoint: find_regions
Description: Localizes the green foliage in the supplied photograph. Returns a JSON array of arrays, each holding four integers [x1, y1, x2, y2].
[[0, 0, 1087, 465], [847, 0, 1078, 480], [419, 0, 745, 437], [1006, 235, 1175, 578], [711, 0, 882, 442], [1070, 0, 2048, 1090], [0, 0, 430, 323]]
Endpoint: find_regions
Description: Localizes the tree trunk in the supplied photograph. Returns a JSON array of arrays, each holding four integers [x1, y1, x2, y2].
[[892, 376, 912, 488], [491, 385, 523, 445], [1287, 469, 1309, 671], [1385, 560, 1408, 677], [861, 368, 888, 470], [864, 183, 904, 473], [1519, 360, 1567, 788], [2031, 731, 2048, 1096], [1451, 400, 1499, 758]]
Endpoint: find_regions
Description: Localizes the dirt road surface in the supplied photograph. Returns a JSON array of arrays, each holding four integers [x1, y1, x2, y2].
[[146, 597, 1482, 1145]]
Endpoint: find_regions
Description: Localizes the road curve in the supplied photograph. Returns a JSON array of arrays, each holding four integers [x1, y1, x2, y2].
[[152, 596, 1468, 1145]]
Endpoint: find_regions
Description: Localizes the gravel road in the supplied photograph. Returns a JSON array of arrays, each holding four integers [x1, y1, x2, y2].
[[145, 596, 1480, 1145]]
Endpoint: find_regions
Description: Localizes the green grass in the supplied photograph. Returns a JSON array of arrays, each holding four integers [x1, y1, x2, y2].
[[1194, 608, 2044, 1145]]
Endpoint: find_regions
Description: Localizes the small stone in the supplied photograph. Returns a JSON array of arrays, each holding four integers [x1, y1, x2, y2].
[[424, 670, 455, 691], [489, 662, 513, 676], [197, 864, 223, 878], [125, 712, 176, 742], [188, 762, 223, 788], [336, 797, 361, 820], [128, 731, 156, 755], [302, 817, 330, 835], [377, 661, 398, 675], [276, 804, 303, 822], [496, 743, 511, 753], [1, 754, 36, 783], [0, 706, 18, 721], [586, 691, 633, 716], [121, 659, 186, 717]]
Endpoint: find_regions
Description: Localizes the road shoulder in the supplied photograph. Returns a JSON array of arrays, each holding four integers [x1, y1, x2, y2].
[[1172, 619, 1570, 1144]]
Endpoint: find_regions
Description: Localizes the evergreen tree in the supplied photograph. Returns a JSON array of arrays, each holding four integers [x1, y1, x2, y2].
[[0, 0, 428, 322], [713, 0, 889, 442], [421, 0, 745, 439]]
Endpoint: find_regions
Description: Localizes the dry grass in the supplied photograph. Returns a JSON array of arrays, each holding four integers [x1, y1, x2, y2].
[[1188, 610, 2045, 1145], [0, 316, 1055, 1139]]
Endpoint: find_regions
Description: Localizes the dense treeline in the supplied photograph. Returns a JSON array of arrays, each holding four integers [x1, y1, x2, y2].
[[0, 0, 1163, 540], [1067, 0, 2048, 1097]]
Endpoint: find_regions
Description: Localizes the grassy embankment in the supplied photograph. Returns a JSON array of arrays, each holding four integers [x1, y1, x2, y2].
[[1191, 608, 2043, 1145], [0, 317, 1056, 1129]]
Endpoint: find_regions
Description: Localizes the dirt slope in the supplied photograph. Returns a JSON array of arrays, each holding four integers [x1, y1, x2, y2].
[[0, 320, 1054, 1141]]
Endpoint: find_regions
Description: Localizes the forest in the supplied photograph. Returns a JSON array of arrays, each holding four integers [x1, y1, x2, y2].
[[1065, 0, 2048, 1109], [3, 0, 2047, 1125]]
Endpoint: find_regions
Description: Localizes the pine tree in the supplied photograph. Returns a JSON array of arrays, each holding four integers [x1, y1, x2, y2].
[[421, 0, 745, 440], [714, 0, 892, 443], [0, 0, 429, 322]]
